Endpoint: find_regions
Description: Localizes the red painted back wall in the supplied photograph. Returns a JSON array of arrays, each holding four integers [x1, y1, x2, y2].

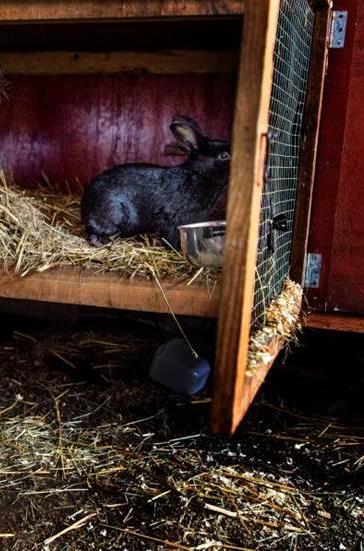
[[0, 73, 235, 188]]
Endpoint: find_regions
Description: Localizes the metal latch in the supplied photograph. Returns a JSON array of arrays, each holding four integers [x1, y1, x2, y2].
[[329, 11, 348, 48], [304, 253, 322, 288], [267, 213, 290, 254]]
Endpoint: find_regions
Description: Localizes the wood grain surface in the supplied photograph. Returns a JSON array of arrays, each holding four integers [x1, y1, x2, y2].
[[0, 268, 220, 317], [211, 0, 280, 434], [0, 1, 245, 23]]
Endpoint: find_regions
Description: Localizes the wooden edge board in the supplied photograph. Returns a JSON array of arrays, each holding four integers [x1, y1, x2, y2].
[[304, 311, 364, 333], [0, 1, 245, 23], [0, 50, 238, 75], [0, 268, 220, 317], [211, 0, 280, 435], [290, 5, 331, 284], [240, 334, 285, 416]]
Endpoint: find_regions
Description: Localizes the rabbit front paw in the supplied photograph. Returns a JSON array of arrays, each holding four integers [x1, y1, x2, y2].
[[87, 234, 112, 247]]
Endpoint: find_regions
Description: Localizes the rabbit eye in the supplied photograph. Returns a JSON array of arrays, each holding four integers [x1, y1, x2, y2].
[[218, 151, 230, 161]]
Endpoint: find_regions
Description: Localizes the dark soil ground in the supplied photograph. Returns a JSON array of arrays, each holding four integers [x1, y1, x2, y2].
[[0, 306, 362, 550]]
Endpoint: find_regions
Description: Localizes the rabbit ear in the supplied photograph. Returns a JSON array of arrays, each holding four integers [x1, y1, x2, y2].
[[169, 115, 204, 152]]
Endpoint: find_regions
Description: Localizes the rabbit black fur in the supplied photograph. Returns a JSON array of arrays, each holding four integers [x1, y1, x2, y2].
[[81, 115, 230, 248]]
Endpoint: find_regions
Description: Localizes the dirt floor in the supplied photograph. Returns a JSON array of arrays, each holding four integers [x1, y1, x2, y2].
[[0, 308, 362, 550]]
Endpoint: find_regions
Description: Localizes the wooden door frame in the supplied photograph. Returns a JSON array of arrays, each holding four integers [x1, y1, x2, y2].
[[211, 0, 280, 435], [211, 0, 332, 435]]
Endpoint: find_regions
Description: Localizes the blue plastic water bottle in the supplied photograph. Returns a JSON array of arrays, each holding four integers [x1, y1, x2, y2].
[[149, 337, 211, 396]]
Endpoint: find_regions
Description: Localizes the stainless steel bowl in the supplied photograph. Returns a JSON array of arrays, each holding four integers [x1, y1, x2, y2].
[[178, 220, 226, 268]]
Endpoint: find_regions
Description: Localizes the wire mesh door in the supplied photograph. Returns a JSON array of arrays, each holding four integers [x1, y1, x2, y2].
[[252, 0, 315, 328], [212, 0, 331, 435]]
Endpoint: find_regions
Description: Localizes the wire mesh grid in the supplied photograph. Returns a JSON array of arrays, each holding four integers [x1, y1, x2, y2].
[[251, 0, 315, 327]]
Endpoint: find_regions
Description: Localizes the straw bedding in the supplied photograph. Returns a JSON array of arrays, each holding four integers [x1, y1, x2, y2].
[[247, 280, 302, 376], [0, 172, 213, 282], [0, 322, 362, 550]]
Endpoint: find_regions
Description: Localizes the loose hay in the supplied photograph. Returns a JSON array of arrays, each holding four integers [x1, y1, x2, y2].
[[0, 172, 215, 283], [247, 280, 302, 376], [0, 326, 362, 550]]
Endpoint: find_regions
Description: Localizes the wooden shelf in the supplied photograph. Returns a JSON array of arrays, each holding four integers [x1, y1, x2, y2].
[[0, 1, 245, 24], [304, 311, 364, 333], [0, 268, 220, 317], [0, 50, 238, 75]]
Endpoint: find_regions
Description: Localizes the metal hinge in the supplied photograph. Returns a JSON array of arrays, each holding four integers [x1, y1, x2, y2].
[[304, 253, 322, 288], [329, 11, 348, 48]]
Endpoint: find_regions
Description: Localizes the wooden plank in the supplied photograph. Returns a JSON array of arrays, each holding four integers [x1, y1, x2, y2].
[[0, 50, 237, 74], [241, 335, 284, 413], [0, 268, 220, 317], [0, 1, 245, 23], [305, 311, 364, 333], [210, 0, 280, 435], [290, 4, 331, 284]]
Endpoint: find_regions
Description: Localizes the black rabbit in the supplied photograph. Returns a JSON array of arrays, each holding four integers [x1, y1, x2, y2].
[[81, 115, 230, 248]]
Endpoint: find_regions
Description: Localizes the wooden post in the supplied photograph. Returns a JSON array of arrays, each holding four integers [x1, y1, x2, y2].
[[211, 0, 280, 434], [290, 1, 331, 284]]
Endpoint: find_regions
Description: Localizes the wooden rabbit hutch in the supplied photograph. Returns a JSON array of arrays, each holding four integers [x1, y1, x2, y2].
[[0, 1, 331, 434]]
